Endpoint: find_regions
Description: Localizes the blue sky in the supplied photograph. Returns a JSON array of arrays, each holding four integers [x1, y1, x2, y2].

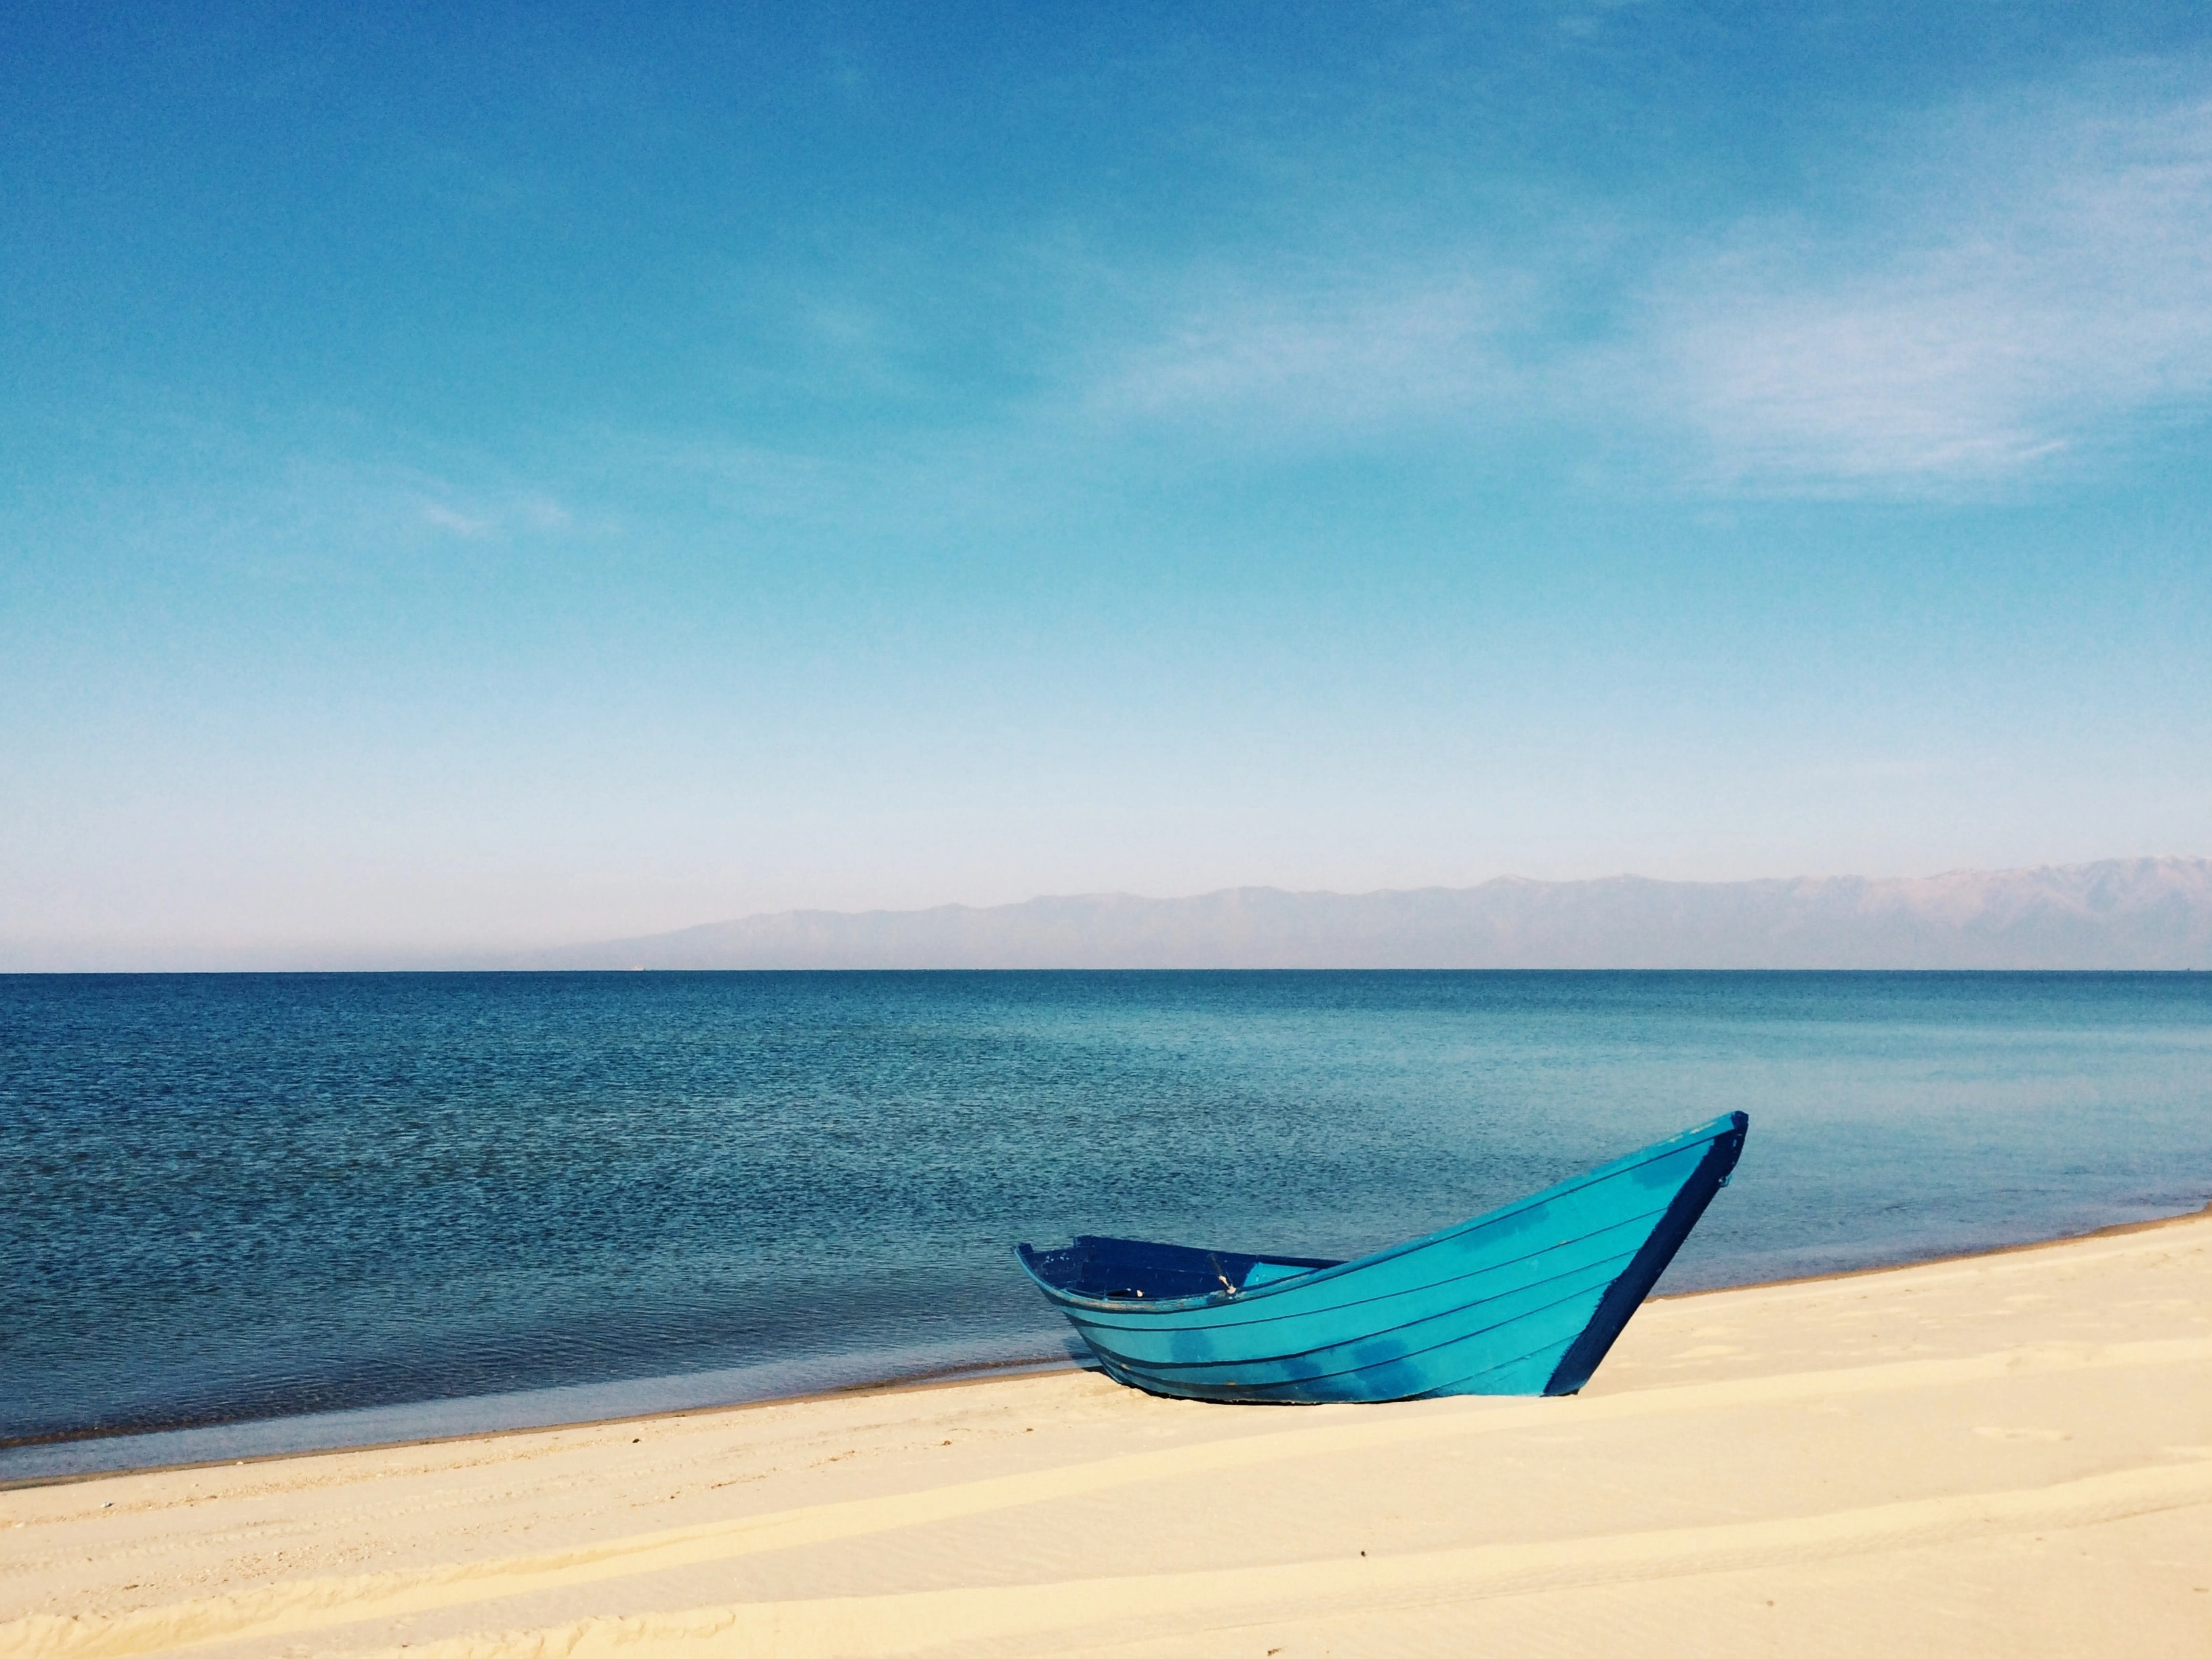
[[4, 1, 2210, 962]]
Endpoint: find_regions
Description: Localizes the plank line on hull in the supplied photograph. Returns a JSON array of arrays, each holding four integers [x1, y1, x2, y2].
[[1101, 1275, 1622, 1402], [1062, 1202, 1671, 1350], [1073, 1244, 1643, 1380]]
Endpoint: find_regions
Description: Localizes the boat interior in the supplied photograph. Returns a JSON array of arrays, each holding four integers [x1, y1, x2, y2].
[[1020, 1234, 1344, 1301]]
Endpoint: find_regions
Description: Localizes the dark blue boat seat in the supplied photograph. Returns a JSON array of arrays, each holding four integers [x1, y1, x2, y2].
[[1022, 1235, 1343, 1302]]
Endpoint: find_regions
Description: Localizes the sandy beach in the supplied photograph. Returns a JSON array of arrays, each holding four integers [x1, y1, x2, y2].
[[4, 1213, 2208, 1659]]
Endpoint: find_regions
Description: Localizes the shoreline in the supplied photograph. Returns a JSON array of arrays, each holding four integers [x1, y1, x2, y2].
[[1668, 1194, 2212, 1296], [5, 1202, 2207, 1657], [10, 1196, 2207, 1493]]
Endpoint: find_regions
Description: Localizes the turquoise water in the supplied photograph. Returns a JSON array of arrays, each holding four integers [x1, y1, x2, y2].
[[3, 970, 2207, 1478]]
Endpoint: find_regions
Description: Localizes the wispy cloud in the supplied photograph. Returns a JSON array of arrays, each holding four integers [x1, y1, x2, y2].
[[417, 500, 495, 537], [1084, 269, 1538, 437], [1640, 90, 2212, 493], [415, 491, 574, 537], [152, 449, 596, 583], [1073, 74, 2212, 497]]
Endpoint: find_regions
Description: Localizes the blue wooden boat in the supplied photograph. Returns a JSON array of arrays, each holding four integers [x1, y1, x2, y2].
[[1016, 1111, 1747, 1402]]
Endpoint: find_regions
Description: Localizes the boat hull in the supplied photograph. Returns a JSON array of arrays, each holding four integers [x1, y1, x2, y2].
[[1017, 1112, 1747, 1403]]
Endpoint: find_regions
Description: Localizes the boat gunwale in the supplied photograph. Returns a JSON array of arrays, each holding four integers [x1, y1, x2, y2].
[[1017, 1111, 1743, 1317]]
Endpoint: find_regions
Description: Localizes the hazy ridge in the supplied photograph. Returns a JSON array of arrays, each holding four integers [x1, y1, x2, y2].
[[529, 856, 2212, 970]]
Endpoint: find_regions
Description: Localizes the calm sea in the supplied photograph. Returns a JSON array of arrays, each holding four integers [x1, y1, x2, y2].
[[3, 970, 2208, 1479]]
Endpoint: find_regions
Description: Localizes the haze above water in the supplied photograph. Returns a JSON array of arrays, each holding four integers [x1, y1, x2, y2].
[[4, 970, 2208, 1480]]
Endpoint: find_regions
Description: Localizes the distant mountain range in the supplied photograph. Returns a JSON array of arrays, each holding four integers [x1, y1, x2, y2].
[[527, 857, 2212, 970]]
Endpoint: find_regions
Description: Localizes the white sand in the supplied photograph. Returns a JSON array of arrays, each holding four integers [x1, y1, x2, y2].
[[4, 1212, 2209, 1658]]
